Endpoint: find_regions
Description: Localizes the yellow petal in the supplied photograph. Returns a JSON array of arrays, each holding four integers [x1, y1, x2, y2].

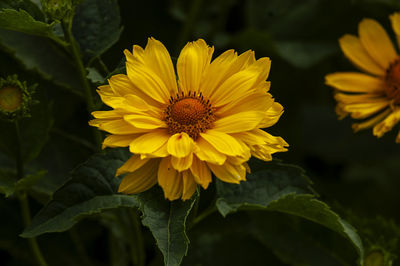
[[171, 153, 193, 172], [158, 157, 183, 200], [200, 50, 255, 98], [390, 13, 400, 49], [200, 130, 248, 157], [207, 162, 246, 184], [92, 110, 123, 119], [124, 114, 166, 129], [373, 108, 400, 138], [194, 137, 227, 165], [109, 74, 162, 108], [342, 101, 390, 119], [359, 18, 398, 70], [182, 171, 197, 200], [190, 156, 212, 189], [167, 132, 194, 158], [325, 72, 385, 93], [129, 129, 170, 154], [116, 154, 150, 176], [352, 108, 391, 132], [126, 61, 170, 104], [177, 39, 214, 93], [213, 111, 265, 133], [334, 93, 386, 104], [339, 34, 384, 76], [99, 119, 150, 134], [143, 38, 178, 95], [102, 134, 137, 149], [210, 66, 258, 108], [124, 45, 145, 65], [118, 159, 159, 194], [258, 102, 284, 128], [215, 91, 273, 117]]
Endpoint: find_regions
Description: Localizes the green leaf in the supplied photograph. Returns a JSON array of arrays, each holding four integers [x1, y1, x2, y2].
[[0, 169, 16, 197], [21, 148, 131, 237], [0, 30, 82, 93], [138, 187, 198, 266], [72, 0, 122, 60], [0, 0, 44, 20], [15, 170, 47, 191], [215, 162, 364, 265], [0, 9, 66, 45], [22, 148, 198, 266]]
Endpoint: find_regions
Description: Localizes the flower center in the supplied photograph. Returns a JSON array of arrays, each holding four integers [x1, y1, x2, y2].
[[164, 91, 215, 139], [385, 59, 400, 104], [0, 86, 22, 112]]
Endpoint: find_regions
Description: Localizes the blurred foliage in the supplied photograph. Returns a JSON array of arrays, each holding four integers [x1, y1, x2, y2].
[[1, 0, 400, 265]]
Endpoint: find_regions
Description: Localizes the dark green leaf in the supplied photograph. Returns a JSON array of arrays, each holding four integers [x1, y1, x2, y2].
[[138, 187, 198, 266], [0, 0, 44, 20], [21, 148, 131, 237], [216, 162, 364, 265], [0, 30, 83, 93], [15, 170, 47, 191], [0, 9, 66, 45], [72, 0, 122, 60]]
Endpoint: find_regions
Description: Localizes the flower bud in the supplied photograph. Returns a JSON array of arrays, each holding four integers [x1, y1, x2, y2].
[[41, 0, 73, 20]]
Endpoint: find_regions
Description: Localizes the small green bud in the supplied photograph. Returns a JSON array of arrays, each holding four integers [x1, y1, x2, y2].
[[0, 75, 37, 120], [41, 0, 73, 20]]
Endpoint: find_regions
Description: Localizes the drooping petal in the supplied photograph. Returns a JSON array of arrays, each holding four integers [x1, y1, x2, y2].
[[194, 137, 227, 165], [389, 12, 400, 49], [339, 34, 385, 76], [200, 130, 248, 157], [334, 93, 387, 104], [182, 171, 197, 200], [258, 102, 284, 128], [171, 153, 193, 172], [341, 101, 390, 119], [118, 159, 159, 194], [167, 132, 194, 158], [190, 155, 212, 189], [207, 161, 246, 184], [213, 111, 265, 133], [358, 18, 398, 70], [373, 108, 400, 137], [129, 129, 170, 154], [158, 157, 183, 200], [352, 109, 391, 132], [177, 39, 214, 93], [143, 38, 178, 95], [325, 72, 385, 93], [116, 154, 150, 176]]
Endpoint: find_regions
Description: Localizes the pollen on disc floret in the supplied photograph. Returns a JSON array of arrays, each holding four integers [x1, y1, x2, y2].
[[164, 91, 215, 139]]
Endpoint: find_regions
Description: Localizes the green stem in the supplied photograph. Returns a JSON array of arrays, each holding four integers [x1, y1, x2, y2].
[[188, 205, 217, 230], [175, 0, 203, 53], [61, 17, 102, 148], [14, 121, 48, 266], [128, 209, 145, 266], [18, 193, 48, 266]]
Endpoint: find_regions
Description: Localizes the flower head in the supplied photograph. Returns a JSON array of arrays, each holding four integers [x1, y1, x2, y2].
[[0, 75, 36, 120], [326, 13, 400, 142], [90, 38, 288, 200]]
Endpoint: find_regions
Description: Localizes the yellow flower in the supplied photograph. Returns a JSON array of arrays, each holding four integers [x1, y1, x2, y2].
[[325, 13, 400, 142], [90, 38, 288, 200]]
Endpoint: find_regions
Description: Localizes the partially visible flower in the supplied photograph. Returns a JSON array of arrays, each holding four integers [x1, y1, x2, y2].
[[41, 0, 73, 20], [90, 38, 288, 200], [0, 75, 36, 120], [325, 13, 400, 143]]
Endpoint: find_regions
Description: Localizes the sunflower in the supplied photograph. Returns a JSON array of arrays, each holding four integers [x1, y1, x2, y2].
[[325, 13, 400, 142], [89, 38, 288, 200]]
